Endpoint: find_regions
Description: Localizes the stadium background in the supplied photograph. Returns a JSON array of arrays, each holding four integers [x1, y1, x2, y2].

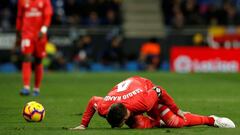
[[0, 0, 240, 72]]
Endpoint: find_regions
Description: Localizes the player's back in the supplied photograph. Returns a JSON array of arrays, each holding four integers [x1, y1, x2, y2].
[[97, 76, 157, 116], [108, 76, 154, 95]]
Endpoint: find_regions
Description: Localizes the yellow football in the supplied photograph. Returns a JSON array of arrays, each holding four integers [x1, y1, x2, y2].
[[22, 101, 45, 122]]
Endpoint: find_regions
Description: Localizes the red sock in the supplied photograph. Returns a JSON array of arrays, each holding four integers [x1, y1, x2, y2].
[[184, 113, 214, 126], [22, 62, 31, 89], [34, 64, 43, 91]]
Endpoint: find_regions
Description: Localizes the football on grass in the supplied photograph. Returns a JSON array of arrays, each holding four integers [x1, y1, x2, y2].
[[22, 101, 45, 122]]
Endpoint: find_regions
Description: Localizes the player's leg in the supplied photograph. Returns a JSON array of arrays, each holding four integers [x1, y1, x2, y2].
[[159, 105, 235, 128], [183, 112, 215, 127], [20, 38, 33, 96], [158, 105, 214, 128], [147, 102, 162, 122], [33, 57, 43, 96], [146, 102, 166, 128], [33, 36, 47, 96]]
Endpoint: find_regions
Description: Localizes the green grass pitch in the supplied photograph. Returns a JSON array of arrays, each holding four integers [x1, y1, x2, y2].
[[0, 72, 239, 135]]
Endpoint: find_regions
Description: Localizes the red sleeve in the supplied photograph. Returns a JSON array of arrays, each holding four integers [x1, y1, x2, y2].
[[43, 0, 53, 26], [16, 0, 23, 30], [81, 96, 103, 127], [158, 86, 179, 114]]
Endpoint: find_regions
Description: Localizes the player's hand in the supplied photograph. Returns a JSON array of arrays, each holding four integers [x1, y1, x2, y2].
[[69, 125, 86, 130], [177, 109, 187, 121], [39, 26, 48, 39]]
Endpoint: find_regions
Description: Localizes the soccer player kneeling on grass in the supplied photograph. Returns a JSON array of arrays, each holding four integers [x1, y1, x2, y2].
[[71, 76, 235, 129]]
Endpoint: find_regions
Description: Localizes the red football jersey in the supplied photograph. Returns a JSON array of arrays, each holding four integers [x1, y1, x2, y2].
[[98, 76, 157, 115], [81, 76, 180, 127], [16, 0, 53, 37]]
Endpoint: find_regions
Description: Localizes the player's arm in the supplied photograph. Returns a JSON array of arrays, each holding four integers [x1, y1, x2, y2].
[[71, 96, 103, 130], [39, 0, 53, 37], [16, 0, 23, 46], [154, 86, 186, 120], [43, 0, 53, 25], [16, 0, 23, 32]]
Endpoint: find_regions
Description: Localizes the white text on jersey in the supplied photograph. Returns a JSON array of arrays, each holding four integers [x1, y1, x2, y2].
[[104, 89, 143, 101]]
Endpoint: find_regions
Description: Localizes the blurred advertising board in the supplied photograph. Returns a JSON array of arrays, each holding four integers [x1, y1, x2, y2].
[[170, 47, 240, 73], [0, 33, 15, 49]]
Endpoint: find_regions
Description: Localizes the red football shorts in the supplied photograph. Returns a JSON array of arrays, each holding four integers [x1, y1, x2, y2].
[[21, 35, 47, 58]]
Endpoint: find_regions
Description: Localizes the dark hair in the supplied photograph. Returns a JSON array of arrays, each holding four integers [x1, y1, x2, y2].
[[106, 103, 127, 128]]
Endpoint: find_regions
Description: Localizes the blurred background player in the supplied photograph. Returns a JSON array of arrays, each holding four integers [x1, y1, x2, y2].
[[139, 37, 161, 71], [16, 0, 53, 96], [71, 76, 235, 129]]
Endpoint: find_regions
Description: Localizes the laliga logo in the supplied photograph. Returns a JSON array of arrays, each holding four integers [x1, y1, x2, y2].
[[174, 55, 192, 73], [174, 55, 239, 73]]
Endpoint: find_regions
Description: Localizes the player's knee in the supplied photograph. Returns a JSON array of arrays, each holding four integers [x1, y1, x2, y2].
[[23, 54, 32, 62], [34, 57, 42, 65]]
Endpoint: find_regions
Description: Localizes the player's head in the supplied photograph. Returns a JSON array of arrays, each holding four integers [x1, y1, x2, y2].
[[106, 103, 129, 128]]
